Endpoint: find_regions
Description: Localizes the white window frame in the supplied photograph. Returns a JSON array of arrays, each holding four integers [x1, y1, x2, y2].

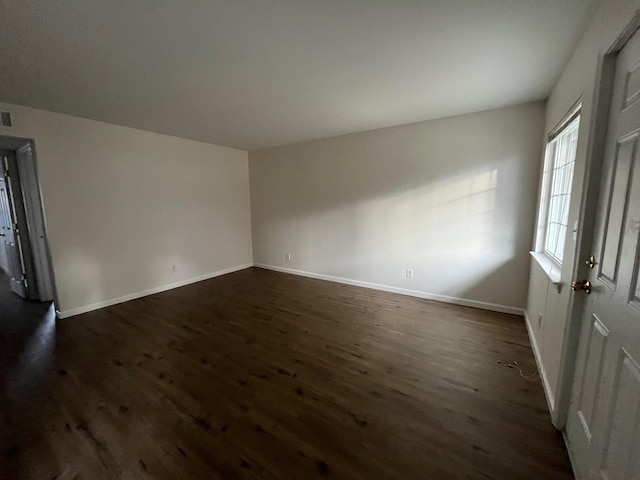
[[536, 104, 581, 267]]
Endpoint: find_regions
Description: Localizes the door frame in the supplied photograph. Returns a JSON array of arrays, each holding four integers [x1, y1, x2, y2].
[[0, 134, 59, 307], [15, 142, 58, 303], [553, 12, 640, 430]]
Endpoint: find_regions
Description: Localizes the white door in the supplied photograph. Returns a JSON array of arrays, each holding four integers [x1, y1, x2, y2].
[[566, 29, 640, 480], [0, 151, 28, 298]]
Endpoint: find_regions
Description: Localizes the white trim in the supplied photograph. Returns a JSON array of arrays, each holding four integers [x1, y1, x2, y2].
[[548, 100, 582, 141], [254, 263, 524, 316], [524, 310, 556, 415], [16, 142, 56, 302], [56, 263, 253, 319], [530, 251, 562, 284]]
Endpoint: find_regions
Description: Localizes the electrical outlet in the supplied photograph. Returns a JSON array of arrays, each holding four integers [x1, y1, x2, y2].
[[285, 253, 291, 261], [406, 268, 414, 279]]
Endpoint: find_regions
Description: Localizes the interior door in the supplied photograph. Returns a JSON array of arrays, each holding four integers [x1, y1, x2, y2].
[[0, 151, 28, 298], [565, 29, 640, 480]]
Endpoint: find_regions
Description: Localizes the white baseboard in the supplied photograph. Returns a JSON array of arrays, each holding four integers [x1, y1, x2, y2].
[[254, 263, 524, 316], [524, 311, 556, 415], [57, 263, 253, 319]]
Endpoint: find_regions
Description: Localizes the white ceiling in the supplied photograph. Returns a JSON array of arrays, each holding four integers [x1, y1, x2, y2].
[[0, 0, 598, 150]]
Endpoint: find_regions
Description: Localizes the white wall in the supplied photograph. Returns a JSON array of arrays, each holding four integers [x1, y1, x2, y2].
[[0, 103, 253, 315], [526, 0, 640, 422], [250, 102, 545, 313]]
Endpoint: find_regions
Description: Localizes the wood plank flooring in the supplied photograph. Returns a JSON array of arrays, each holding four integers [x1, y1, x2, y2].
[[1, 267, 574, 479]]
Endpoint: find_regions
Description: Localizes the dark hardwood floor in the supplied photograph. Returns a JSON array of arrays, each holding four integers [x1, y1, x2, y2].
[[0, 270, 55, 362], [1, 267, 574, 479]]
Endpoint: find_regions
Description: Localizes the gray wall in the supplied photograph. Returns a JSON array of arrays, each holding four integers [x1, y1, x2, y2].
[[250, 102, 545, 311]]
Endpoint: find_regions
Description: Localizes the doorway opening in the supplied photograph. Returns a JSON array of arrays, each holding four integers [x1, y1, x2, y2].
[[0, 134, 58, 310]]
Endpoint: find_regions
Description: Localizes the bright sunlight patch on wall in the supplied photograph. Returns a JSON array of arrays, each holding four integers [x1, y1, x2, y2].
[[291, 165, 507, 296]]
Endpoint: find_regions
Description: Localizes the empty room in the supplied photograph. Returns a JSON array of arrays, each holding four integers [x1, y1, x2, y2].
[[1, 1, 639, 479]]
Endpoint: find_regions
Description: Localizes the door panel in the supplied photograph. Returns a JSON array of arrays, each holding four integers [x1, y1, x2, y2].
[[623, 59, 640, 108], [600, 354, 640, 480], [566, 27, 640, 480], [632, 167, 640, 302], [599, 134, 635, 284], [576, 315, 609, 443]]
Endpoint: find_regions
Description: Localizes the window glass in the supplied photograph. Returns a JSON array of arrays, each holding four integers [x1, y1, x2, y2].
[[541, 115, 580, 264]]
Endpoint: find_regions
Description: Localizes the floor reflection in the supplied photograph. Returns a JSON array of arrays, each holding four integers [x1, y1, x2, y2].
[[0, 272, 56, 479], [5, 303, 56, 403], [0, 271, 55, 379]]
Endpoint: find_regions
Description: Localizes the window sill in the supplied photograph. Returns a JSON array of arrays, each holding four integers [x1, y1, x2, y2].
[[530, 251, 562, 284]]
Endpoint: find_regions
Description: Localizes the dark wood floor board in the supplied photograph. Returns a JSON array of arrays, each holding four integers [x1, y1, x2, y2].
[[1, 267, 574, 479]]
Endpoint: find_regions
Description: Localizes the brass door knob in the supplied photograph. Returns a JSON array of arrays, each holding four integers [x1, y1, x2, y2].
[[571, 280, 591, 294]]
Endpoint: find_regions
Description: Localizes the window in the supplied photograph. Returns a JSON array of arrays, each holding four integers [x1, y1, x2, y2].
[[538, 110, 580, 265]]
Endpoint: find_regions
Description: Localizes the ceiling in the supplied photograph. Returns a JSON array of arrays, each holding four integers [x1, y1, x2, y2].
[[0, 0, 598, 151]]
